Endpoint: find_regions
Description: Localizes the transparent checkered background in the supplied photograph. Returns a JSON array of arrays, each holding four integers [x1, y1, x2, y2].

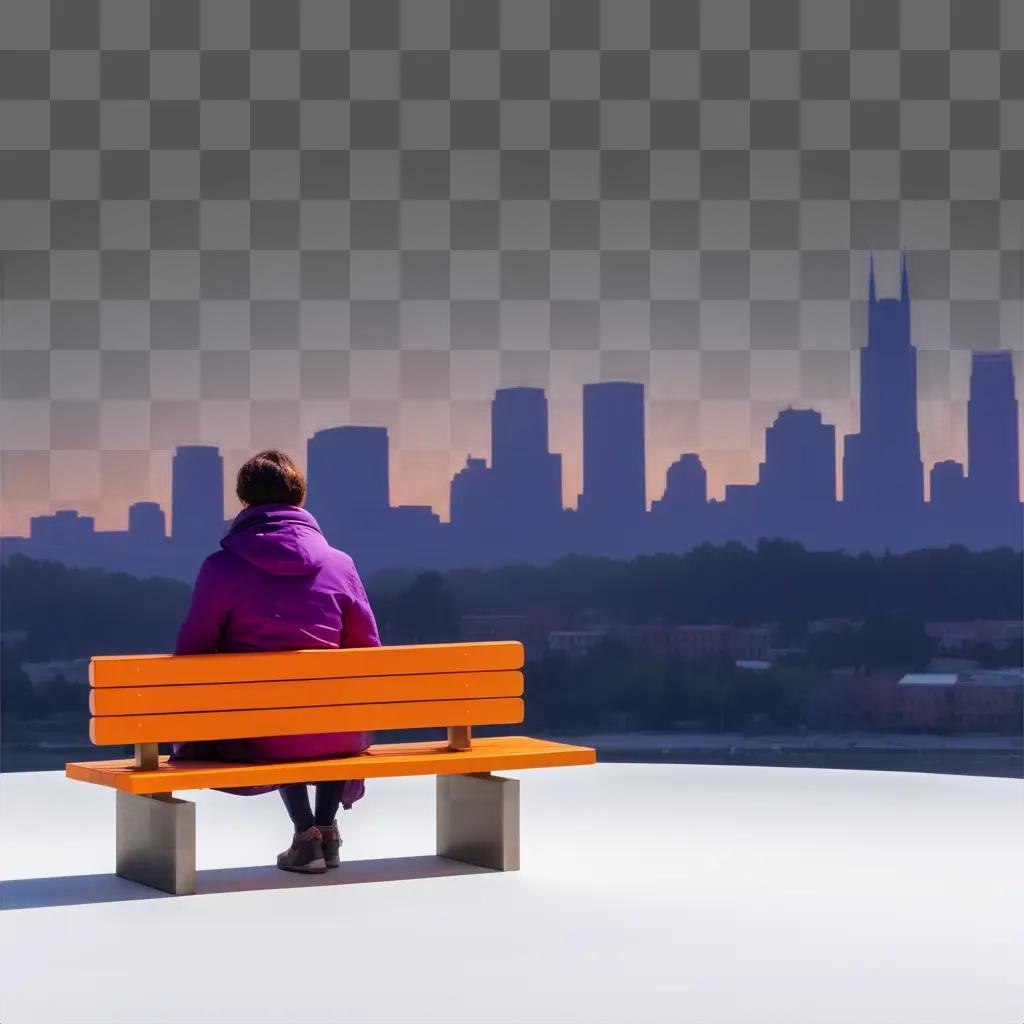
[[1, 0, 1022, 532]]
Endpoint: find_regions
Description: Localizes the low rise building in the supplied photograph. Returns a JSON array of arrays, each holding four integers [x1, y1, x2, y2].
[[955, 669, 1024, 730], [896, 669, 1022, 731], [588, 623, 773, 662], [665, 625, 772, 662], [547, 630, 608, 656], [897, 674, 958, 729], [925, 621, 1024, 651]]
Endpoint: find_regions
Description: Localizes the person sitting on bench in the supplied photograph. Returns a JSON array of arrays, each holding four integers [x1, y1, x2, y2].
[[171, 448, 381, 875]]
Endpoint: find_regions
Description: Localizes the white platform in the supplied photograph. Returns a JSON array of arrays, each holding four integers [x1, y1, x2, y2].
[[2, 763, 1022, 1024]]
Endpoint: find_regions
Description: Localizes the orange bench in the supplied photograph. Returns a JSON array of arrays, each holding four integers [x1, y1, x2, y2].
[[66, 641, 595, 894]]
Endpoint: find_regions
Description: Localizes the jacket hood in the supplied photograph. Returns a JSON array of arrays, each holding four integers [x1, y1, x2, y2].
[[221, 504, 330, 577]]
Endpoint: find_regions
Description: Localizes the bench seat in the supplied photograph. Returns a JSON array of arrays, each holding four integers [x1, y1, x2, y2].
[[66, 735, 595, 794]]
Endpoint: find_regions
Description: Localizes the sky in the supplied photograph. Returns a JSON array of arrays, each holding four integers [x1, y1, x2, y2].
[[1, 0, 1022, 533]]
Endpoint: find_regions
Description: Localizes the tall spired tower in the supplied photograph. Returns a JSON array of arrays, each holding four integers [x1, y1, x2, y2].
[[842, 254, 924, 529]]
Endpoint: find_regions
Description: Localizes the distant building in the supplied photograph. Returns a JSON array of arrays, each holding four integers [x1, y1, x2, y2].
[[449, 389, 563, 560], [30, 509, 95, 545], [128, 501, 166, 539], [843, 254, 924, 537], [578, 382, 646, 529], [171, 446, 224, 548], [896, 673, 958, 729], [306, 426, 389, 544], [547, 630, 607, 656], [734, 407, 839, 543], [667, 626, 729, 659], [607, 624, 675, 654], [925, 620, 1024, 652], [955, 669, 1024, 730], [854, 669, 905, 725], [652, 453, 707, 518], [450, 457, 492, 532], [728, 627, 773, 661], [490, 387, 563, 529], [759, 408, 836, 510], [968, 351, 1020, 508], [722, 483, 758, 518], [606, 624, 772, 662], [896, 670, 1023, 731], [930, 459, 968, 508]]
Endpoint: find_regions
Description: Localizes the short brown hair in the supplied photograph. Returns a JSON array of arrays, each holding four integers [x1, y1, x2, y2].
[[236, 450, 307, 507]]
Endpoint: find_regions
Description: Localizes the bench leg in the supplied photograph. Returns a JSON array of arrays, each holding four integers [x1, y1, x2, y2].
[[116, 791, 196, 896], [436, 772, 520, 872]]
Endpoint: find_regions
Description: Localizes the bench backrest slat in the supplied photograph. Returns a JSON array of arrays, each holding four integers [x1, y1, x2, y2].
[[90, 670, 524, 717], [86, 642, 526, 748], [89, 697, 524, 746], [90, 641, 522, 687]]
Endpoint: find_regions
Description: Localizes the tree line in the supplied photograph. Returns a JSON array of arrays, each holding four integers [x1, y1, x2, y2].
[[2, 543, 1020, 735], [370, 539, 1022, 632]]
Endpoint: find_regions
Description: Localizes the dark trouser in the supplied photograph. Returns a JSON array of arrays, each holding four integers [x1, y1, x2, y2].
[[279, 782, 345, 833]]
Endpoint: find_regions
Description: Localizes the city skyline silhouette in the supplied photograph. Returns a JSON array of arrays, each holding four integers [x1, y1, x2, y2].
[[3, 255, 1021, 580]]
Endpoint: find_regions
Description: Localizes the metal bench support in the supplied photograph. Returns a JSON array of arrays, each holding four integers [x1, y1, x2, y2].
[[447, 725, 472, 751], [116, 791, 196, 896], [436, 772, 520, 872]]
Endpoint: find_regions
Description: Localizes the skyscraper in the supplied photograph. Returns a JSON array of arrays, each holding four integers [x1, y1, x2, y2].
[[449, 456, 493, 535], [967, 351, 1020, 508], [578, 381, 646, 527], [759, 408, 836, 511], [490, 387, 562, 528], [842, 254, 924, 535], [655, 453, 707, 512], [171, 446, 224, 547], [650, 452, 708, 544], [928, 459, 970, 542], [306, 426, 390, 543]]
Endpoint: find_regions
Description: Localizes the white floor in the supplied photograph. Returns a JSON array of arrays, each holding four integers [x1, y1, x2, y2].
[[1, 763, 1022, 1024]]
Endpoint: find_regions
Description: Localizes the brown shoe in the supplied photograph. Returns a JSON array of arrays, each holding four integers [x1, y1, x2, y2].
[[319, 821, 342, 868], [277, 826, 326, 874]]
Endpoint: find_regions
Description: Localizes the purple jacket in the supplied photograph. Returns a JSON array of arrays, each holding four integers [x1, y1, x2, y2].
[[171, 504, 380, 804]]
